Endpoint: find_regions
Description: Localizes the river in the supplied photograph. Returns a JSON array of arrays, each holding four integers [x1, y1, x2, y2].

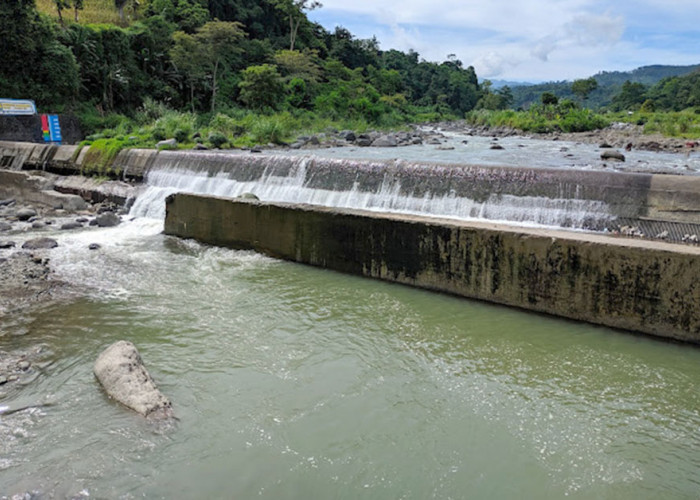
[[1, 135, 700, 498]]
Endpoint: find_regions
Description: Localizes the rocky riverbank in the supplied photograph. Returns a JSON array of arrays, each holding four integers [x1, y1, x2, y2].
[[0, 172, 137, 395], [264, 121, 697, 154]]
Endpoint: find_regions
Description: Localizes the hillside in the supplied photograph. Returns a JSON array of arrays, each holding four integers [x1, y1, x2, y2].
[[511, 64, 700, 109], [36, 0, 125, 25]]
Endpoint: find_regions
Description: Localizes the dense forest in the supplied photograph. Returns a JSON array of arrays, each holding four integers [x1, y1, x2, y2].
[[0, 0, 486, 131], [509, 65, 700, 110], [1, 0, 699, 148]]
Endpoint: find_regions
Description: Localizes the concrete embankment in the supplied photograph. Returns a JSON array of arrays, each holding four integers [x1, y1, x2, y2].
[[165, 193, 700, 343]]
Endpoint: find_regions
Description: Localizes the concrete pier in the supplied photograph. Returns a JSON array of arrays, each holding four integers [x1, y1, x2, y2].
[[165, 193, 700, 343]]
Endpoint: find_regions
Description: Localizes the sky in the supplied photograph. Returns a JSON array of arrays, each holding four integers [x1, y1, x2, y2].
[[307, 0, 700, 83]]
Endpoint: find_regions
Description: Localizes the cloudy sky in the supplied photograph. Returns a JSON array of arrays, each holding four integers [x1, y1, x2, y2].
[[308, 0, 700, 82]]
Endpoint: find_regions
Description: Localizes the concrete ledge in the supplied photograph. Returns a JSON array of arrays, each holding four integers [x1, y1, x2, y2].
[[165, 193, 700, 343]]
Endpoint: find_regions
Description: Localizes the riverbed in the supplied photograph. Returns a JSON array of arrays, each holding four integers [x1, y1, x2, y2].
[[1, 218, 700, 498]]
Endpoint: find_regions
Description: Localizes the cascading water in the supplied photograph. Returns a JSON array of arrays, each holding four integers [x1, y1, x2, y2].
[[129, 151, 619, 229]]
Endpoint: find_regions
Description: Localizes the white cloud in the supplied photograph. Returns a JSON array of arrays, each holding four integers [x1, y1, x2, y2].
[[309, 0, 699, 81]]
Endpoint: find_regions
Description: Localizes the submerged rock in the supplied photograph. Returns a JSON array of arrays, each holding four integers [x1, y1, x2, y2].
[[60, 221, 82, 230], [22, 237, 58, 250], [93, 341, 173, 418]]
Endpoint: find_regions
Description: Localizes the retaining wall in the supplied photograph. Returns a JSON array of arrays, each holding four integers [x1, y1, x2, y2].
[[165, 193, 700, 343]]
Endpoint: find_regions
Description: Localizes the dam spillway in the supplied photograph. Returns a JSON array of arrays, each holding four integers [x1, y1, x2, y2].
[[2, 140, 699, 235]]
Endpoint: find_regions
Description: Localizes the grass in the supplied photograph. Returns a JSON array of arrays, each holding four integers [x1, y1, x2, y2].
[[36, 0, 135, 26], [466, 104, 610, 134], [610, 110, 700, 139]]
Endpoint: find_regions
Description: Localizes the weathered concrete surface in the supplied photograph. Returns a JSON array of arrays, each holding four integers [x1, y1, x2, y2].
[[165, 193, 700, 343], [0, 169, 137, 208], [94, 341, 173, 418], [647, 175, 700, 223]]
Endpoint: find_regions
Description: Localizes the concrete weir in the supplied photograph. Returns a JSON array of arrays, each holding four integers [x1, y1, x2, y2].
[[165, 193, 700, 343]]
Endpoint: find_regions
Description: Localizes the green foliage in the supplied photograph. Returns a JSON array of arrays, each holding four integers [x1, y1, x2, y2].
[[610, 81, 647, 111], [153, 111, 197, 139], [207, 131, 228, 148], [249, 113, 296, 144], [238, 64, 285, 110], [145, 0, 209, 32], [640, 99, 655, 113], [541, 92, 559, 106], [571, 77, 598, 102], [466, 102, 610, 134]]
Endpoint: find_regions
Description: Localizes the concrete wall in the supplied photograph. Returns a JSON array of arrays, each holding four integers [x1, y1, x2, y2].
[[165, 193, 700, 343]]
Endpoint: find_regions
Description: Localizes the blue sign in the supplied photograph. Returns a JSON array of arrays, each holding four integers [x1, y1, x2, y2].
[[48, 115, 62, 144]]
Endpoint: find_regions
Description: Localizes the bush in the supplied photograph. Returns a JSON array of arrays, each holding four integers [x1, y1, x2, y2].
[[207, 132, 228, 148], [249, 113, 296, 144]]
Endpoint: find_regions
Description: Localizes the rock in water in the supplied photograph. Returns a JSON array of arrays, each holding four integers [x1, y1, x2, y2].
[[22, 237, 58, 249], [94, 212, 121, 227], [601, 150, 625, 162], [94, 341, 173, 418]]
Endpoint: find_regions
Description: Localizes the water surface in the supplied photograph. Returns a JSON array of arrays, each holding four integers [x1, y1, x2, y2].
[[1, 221, 699, 498]]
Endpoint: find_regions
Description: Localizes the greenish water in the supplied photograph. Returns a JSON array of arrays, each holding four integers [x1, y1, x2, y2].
[[1, 220, 700, 498]]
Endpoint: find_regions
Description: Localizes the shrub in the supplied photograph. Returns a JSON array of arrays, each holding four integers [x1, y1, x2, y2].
[[207, 132, 228, 148]]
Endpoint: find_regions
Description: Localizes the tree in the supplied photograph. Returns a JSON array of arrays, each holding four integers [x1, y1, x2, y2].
[[273, 49, 321, 82], [115, 0, 127, 22], [73, 0, 84, 21], [171, 21, 245, 111], [0, 0, 79, 107], [270, 0, 321, 51], [541, 92, 559, 105], [238, 64, 284, 109], [170, 31, 206, 111], [571, 77, 598, 102], [610, 80, 647, 111], [53, 0, 71, 25], [196, 21, 245, 111]]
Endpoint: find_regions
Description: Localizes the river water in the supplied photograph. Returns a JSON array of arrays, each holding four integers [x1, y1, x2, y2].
[[2, 136, 700, 498]]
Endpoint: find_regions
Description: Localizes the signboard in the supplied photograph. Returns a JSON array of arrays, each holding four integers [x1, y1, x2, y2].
[[41, 114, 62, 144], [0, 99, 37, 116]]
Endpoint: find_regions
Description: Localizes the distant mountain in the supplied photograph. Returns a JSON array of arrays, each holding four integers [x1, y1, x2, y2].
[[510, 64, 700, 109], [485, 79, 534, 89]]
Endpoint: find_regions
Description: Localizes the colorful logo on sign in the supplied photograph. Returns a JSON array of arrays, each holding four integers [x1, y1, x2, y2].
[[41, 114, 62, 144]]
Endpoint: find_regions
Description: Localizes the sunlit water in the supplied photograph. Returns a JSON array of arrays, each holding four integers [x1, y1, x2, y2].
[[1, 218, 700, 499]]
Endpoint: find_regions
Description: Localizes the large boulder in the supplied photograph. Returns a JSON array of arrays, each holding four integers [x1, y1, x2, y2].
[[93, 341, 173, 418], [371, 135, 398, 147]]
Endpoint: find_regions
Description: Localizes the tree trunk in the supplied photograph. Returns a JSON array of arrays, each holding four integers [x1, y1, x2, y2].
[[289, 16, 298, 51], [190, 84, 195, 114], [211, 60, 219, 113]]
